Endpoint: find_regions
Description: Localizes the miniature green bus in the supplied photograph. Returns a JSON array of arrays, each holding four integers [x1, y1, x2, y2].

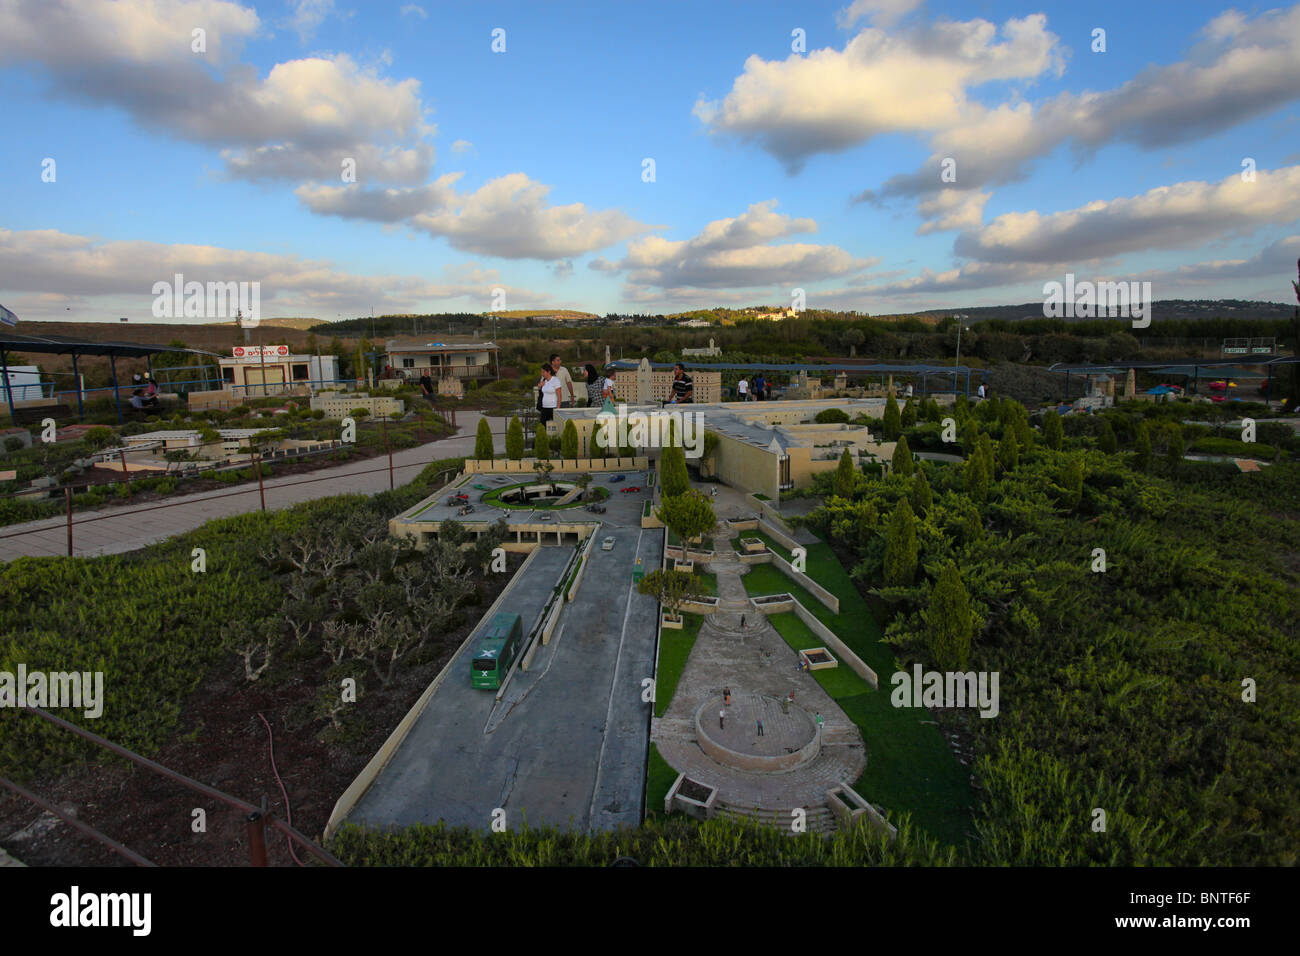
[[470, 612, 524, 690]]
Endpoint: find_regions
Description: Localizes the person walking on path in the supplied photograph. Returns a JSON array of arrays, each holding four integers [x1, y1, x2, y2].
[[719, 709, 726, 730], [737, 377, 748, 401], [537, 363, 562, 424], [756, 717, 765, 737]]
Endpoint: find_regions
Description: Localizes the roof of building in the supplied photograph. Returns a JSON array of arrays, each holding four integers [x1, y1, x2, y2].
[[0, 330, 219, 359]]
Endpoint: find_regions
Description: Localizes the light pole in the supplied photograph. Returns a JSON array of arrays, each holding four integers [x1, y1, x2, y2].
[[954, 322, 969, 368]]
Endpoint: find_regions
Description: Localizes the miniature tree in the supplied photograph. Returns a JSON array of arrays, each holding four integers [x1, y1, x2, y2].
[[560, 419, 579, 460], [892, 434, 914, 478], [474, 417, 494, 459], [1098, 419, 1118, 454], [1133, 422, 1152, 471], [925, 562, 973, 671], [910, 467, 933, 515], [656, 489, 717, 544], [1041, 410, 1064, 450], [505, 416, 524, 460], [833, 447, 856, 499], [882, 393, 902, 440], [534, 422, 551, 461], [997, 428, 1019, 471], [637, 568, 706, 621], [659, 444, 690, 498], [883, 497, 917, 586]]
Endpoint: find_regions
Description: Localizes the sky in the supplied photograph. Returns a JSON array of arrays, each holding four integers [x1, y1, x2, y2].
[[1, 0, 1299, 324]]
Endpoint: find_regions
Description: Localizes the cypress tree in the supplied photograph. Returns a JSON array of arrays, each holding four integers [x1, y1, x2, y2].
[[659, 445, 690, 497], [1098, 419, 1118, 454], [505, 417, 524, 460], [1042, 410, 1063, 450], [901, 399, 917, 428], [1062, 456, 1084, 511], [1166, 424, 1184, 467], [883, 498, 918, 586], [925, 562, 973, 671], [560, 419, 579, 460], [892, 434, 914, 477], [998, 427, 1019, 471], [910, 467, 933, 515], [1133, 422, 1152, 471], [534, 422, 551, 460], [474, 417, 494, 460], [882, 394, 902, 440], [833, 447, 856, 499], [966, 445, 989, 504]]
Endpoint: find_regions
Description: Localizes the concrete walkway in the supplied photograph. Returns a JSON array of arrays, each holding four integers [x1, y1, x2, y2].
[[0, 412, 504, 562], [652, 524, 865, 813]]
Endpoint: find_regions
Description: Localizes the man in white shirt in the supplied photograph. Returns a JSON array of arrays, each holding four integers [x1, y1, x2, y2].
[[737, 378, 749, 401], [977, 383, 987, 400], [549, 353, 575, 407]]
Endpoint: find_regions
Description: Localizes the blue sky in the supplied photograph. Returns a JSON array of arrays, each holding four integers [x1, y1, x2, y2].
[[1, 0, 1298, 323]]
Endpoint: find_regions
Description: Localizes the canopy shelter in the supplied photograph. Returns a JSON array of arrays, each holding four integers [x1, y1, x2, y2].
[[1049, 356, 1300, 404], [0, 330, 220, 424], [608, 359, 976, 397]]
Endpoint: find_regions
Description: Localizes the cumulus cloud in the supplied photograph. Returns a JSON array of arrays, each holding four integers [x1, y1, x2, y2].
[[0, 228, 544, 320], [451, 139, 474, 154], [954, 166, 1300, 265], [0, 0, 436, 184], [287, 0, 333, 42], [694, 14, 1063, 171], [597, 202, 873, 298], [870, 5, 1300, 214], [837, 0, 924, 29]]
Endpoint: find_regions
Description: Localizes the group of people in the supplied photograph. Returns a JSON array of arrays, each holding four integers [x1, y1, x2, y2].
[[535, 354, 697, 423], [735, 374, 768, 401], [129, 372, 161, 410]]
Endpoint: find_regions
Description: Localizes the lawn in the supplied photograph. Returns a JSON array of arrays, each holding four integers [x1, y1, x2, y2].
[[740, 537, 972, 847], [695, 571, 718, 597], [653, 613, 703, 719], [644, 744, 679, 820]]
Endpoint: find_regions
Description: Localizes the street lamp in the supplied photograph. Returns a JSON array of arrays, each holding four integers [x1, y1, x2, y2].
[[954, 322, 970, 368]]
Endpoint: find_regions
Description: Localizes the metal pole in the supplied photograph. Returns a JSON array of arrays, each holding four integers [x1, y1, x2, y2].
[[0, 347, 14, 422], [65, 486, 73, 556], [246, 797, 268, 867], [109, 354, 123, 424], [71, 353, 84, 419], [119, 450, 132, 497], [252, 451, 266, 511], [382, 416, 393, 490]]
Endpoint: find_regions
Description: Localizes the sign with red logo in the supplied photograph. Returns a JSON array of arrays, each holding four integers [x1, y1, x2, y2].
[[231, 345, 290, 361]]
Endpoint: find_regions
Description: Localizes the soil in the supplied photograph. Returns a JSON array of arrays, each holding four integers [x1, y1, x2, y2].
[[0, 555, 523, 867], [677, 779, 714, 803]]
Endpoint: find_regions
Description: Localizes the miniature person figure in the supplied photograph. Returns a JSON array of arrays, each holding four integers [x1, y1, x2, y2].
[[719, 709, 726, 730], [723, 687, 731, 706], [815, 712, 824, 729], [756, 718, 764, 737]]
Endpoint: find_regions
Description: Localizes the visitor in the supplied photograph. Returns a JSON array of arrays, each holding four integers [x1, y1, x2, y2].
[[550, 353, 575, 407], [601, 366, 618, 404], [669, 363, 694, 404], [419, 371, 434, 403], [754, 373, 766, 401], [129, 389, 146, 410], [737, 377, 749, 401], [904, 382, 913, 399], [584, 364, 602, 407], [144, 375, 158, 399], [977, 382, 987, 400], [537, 363, 562, 424]]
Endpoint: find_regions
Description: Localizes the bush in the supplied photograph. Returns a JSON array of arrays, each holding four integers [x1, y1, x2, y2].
[[814, 408, 849, 424], [883, 498, 917, 586], [924, 562, 973, 670], [892, 435, 914, 478], [474, 417, 494, 459], [505, 417, 524, 460]]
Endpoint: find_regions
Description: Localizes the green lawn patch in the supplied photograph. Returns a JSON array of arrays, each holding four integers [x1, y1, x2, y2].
[[654, 613, 702, 719], [644, 744, 679, 820], [695, 571, 718, 597]]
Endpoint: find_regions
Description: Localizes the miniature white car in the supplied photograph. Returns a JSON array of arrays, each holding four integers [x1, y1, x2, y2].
[[602, 536, 616, 551]]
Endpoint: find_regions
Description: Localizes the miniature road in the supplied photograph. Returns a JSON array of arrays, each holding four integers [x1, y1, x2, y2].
[[346, 480, 662, 833], [0, 411, 503, 562]]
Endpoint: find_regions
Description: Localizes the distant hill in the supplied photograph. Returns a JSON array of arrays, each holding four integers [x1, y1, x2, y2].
[[909, 299, 1295, 324]]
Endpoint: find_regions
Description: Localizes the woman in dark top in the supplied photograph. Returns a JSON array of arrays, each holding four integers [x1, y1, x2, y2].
[[584, 364, 602, 407]]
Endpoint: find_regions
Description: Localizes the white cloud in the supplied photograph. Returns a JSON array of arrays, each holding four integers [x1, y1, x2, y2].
[[837, 0, 924, 29], [0, 228, 544, 320], [287, 0, 333, 42], [0, 0, 436, 185], [451, 139, 474, 154], [954, 166, 1300, 264], [599, 202, 873, 296], [400, 3, 427, 19], [695, 14, 1063, 171]]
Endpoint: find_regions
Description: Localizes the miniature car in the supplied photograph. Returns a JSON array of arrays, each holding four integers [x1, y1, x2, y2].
[[620, 485, 641, 493], [601, 536, 616, 551], [609, 474, 625, 483], [585, 503, 606, 513], [447, 492, 469, 504], [456, 504, 475, 515], [538, 514, 553, 522]]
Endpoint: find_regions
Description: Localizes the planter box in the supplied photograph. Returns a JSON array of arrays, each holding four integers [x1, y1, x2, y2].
[[799, 646, 839, 671], [673, 558, 694, 573], [661, 612, 684, 629], [826, 784, 897, 840], [665, 773, 719, 820], [739, 537, 767, 553]]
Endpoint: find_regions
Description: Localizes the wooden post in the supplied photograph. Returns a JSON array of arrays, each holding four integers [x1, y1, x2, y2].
[[119, 450, 132, 497]]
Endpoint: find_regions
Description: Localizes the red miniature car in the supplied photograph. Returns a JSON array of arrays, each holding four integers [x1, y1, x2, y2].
[[447, 492, 469, 504], [620, 486, 642, 493]]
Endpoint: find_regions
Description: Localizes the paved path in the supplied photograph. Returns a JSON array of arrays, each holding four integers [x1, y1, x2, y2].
[[0, 412, 504, 562], [652, 525, 865, 813]]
